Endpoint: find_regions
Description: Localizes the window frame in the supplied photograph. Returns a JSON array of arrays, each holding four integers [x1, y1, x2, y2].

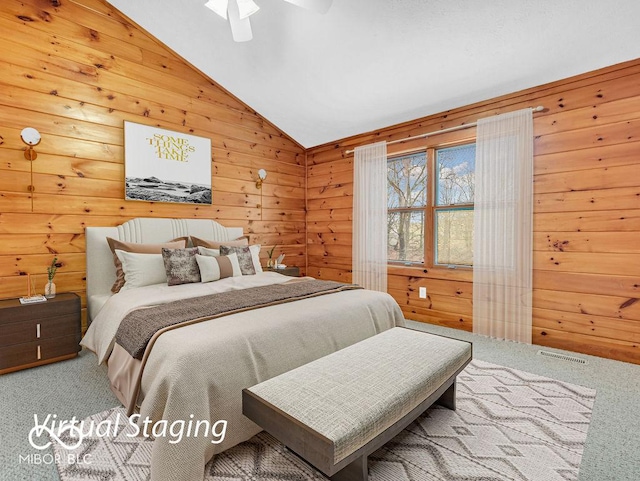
[[387, 140, 475, 269]]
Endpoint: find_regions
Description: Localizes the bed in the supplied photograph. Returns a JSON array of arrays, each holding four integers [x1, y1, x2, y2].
[[81, 217, 405, 481]]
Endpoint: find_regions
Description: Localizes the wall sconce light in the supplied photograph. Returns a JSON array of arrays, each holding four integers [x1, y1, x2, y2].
[[256, 168, 267, 189], [21, 127, 41, 160]]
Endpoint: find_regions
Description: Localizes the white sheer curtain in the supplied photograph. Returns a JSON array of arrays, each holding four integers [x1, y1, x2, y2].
[[473, 109, 533, 343], [353, 141, 388, 292]]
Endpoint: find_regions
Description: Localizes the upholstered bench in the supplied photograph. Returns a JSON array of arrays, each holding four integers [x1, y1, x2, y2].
[[242, 327, 472, 481]]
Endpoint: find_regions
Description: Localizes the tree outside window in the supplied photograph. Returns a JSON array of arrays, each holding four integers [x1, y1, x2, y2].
[[435, 144, 475, 266], [387, 152, 427, 263], [387, 143, 475, 267]]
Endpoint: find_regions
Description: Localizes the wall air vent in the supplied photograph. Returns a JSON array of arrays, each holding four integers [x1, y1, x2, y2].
[[537, 350, 587, 364]]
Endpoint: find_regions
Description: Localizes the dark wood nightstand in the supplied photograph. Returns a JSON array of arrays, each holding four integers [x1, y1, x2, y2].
[[265, 266, 301, 277], [0, 292, 81, 375]]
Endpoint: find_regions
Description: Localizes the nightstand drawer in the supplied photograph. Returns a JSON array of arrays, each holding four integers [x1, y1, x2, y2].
[[0, 292, 81, 374], [0, 334, 81, 370], [0, 313, 80, 346], [0, 293, 80, 325]]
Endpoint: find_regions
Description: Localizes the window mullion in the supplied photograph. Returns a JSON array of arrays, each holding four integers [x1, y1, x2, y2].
[[424, 148, 435, 267]]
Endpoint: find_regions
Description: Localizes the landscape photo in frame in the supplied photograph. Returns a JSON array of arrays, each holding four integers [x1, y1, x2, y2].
[[124, 121, 212, 204]]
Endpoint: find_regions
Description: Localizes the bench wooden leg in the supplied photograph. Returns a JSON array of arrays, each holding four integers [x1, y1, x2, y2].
[[330, 455, 368, 481], [436, 380, 457, 410]]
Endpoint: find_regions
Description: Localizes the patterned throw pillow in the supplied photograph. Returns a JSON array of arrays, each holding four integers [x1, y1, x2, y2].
[[219, 245, 257, 275], [162, 247, 201, 286], [195, 245, 262, 270], [195, 253, 242, 282], [196, 246, 220, 257]]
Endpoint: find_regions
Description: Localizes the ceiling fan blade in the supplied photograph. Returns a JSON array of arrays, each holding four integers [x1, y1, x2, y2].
[[283, 0, 333, 14], [237, 0, 260, 19], [228, 0, 253, 41], [204, 0, 228, 19]]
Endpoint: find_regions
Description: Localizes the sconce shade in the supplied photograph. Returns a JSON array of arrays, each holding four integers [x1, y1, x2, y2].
[[256, 169, 267, 189], [21, 127, 41, 146], [21, 127, 41, 161]]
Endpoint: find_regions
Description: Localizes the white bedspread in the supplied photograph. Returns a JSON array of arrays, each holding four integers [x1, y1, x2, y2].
[[81, 273, 405, 481], [82, 272, 297, 363]]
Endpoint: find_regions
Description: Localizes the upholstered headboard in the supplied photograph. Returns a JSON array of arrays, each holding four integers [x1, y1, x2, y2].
[[85, 218, 243, 323]]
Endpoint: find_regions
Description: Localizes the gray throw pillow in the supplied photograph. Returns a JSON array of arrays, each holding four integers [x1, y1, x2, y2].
[[162, 247, 201, 286], [219, 245, 256, 275]]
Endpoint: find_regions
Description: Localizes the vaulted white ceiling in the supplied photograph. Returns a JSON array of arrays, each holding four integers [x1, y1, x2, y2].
[[107, 0, 640, 148]]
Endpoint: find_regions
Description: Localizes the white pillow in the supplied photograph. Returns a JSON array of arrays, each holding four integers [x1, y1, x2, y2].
[[197, 245, 220, 257], [197, 245, 260, 273], [115, 250, 167, 291], [214, 244, 263, 274], [195, 253, 242, 282], [249, 244, 263, 274]]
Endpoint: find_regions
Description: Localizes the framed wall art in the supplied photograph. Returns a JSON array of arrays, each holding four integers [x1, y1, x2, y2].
[[124, 121, 212, 204]]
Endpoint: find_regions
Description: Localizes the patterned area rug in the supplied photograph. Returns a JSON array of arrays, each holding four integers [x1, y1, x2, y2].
[[52, 360, 596, 481]]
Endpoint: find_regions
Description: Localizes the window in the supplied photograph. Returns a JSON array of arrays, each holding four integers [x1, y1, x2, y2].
[[387, 143, 475, 267], [387, 152, 427, 263], [435, 144, 475, 266]]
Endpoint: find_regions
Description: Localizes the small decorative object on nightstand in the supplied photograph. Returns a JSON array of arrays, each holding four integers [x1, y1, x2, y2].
[[266, 246, 276, 269], [19, 274, 46, 305], [45, 256, 58, 299], [266, 266, 300, 277], [0, 292, 81, 375]]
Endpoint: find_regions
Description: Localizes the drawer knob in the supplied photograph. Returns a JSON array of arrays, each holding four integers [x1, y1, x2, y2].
[[37, 345, 41, 360], [36, 323, 41, 339]]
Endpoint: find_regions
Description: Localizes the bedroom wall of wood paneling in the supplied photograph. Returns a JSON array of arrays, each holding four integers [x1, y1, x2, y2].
[[0, 0, 306, 330], [0, 0, 637, 364], [306, 59, 640, 365]]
